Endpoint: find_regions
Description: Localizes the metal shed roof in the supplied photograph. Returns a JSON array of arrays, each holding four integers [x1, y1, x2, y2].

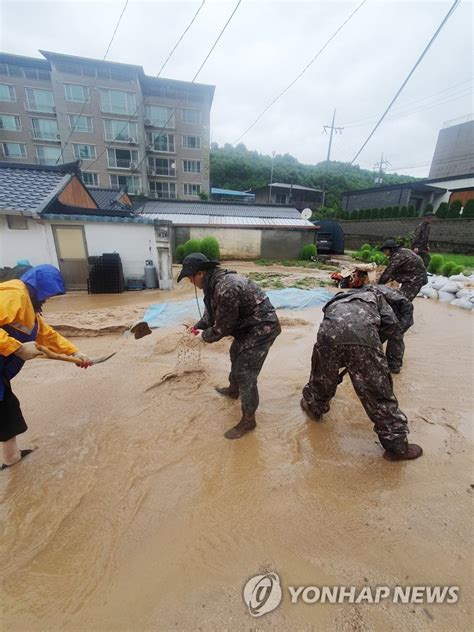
[[140, 213, 315, 229], [138, 200, 309, 220]]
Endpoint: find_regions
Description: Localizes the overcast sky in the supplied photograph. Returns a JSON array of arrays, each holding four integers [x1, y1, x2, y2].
[[1, 0, 472, 176]]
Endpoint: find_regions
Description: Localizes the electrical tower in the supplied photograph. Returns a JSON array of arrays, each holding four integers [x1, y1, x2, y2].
[[374, 153, 390, 185], [321, 109, 344, 207]]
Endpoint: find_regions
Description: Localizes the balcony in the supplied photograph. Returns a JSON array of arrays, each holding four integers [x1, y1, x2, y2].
[[108, 159, 137, 170], [24, 100, 56, 114], [30, 129, 61, 142], [105, 135, 138, 144], [149, 190, 176, 200]]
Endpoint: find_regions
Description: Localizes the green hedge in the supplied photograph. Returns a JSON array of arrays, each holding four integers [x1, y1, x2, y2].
[[175, 237, 221, 263], [345, 200, 474, 220]]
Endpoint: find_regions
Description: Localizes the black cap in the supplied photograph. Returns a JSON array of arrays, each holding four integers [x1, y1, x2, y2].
[[177, 253, 220, 283], [423, 211, 435, 217], [380, 238, 400, 251]]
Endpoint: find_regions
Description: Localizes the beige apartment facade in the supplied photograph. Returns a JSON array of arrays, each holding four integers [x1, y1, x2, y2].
[[0, 51, 214, 199]]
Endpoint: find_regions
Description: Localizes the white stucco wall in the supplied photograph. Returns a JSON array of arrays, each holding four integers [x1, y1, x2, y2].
[[190, 227, 262, 259], [0, 216, 58, 268], [431, 176, 474, 206], [0, 216, 159, 279]]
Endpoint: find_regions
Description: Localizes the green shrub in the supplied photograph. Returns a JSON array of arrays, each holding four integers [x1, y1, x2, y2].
[[428, 254, 444, 274], [391, 206, 400, 218], [441, 261, 457, 277], [448, 200, 462, 218], [408, 205, 417, 217], [462, 199, 474, 218], [175, 244, 186, 263], [399, 206, 407, 217], [361, 243, 371, 251], [452, 265, 464, 274], [372, 252, 386, 265], [360, 250, 372, 261], [200, 236, 220, 260], [301, 244, 317, 260], [183, 238, 202, 257], [436, 202, 449, 218], [424, 203, 433, 213]]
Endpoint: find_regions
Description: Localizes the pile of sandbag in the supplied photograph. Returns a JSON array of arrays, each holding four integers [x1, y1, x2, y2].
[[418, 273, 474, 310]]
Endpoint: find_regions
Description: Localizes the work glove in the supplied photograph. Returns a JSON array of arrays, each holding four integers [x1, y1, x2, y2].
[[73, 351, 93, 369], [188, 327, 204, 340], [14, 341, 43, 361]]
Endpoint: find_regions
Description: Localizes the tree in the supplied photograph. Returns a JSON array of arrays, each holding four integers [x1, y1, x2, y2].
[[462, 199, 474, 218], [436, 202, 449, 218]]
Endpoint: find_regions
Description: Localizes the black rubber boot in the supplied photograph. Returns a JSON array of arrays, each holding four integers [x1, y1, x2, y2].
[[300, 398, 322, 421], [215, 385, 240, 399], [224, 414, 256, 439], [388, 366, 401, 374], [383, 443, 423, 461]]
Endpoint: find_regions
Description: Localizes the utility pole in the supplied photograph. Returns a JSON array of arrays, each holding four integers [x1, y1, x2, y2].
[[268, 150, 276, 203], [321, 109, 343, 208], [374, 153, 390, 185]]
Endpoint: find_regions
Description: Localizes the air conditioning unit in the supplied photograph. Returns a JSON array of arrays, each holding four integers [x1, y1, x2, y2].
[[128, 137, 136, 143], [56, 134, 61, 140], [146, 144, 153, 151], [145, 118, 152, 125], [52, 106, 56, 113], [147, 168, 155, 176], [129, 162, 137, 170]]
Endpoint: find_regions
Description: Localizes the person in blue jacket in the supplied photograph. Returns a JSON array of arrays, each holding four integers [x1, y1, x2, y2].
[[0, 265, 91, 470]]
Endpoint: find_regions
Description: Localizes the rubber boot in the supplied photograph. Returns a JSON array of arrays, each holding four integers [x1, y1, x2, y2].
[[383, 443, 423, 461], [388, 365, 401, 374], [300, 398, 322, 421], [215, 384, 240, 399], [224, 413, 256, 439]]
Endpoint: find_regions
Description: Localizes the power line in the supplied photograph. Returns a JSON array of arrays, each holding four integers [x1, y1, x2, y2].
[[56, 0, 130, 164], [351, 0, 461, 164], [157, 0, 206, 77], [233, 0, 367, 145]]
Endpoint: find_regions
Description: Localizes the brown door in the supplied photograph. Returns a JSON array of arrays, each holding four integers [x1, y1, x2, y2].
[[52, 225, 89, 290]]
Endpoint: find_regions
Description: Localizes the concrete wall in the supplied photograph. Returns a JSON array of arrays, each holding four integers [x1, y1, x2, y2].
[[261, 229, 315, 259], [429, 121, 474, 179], [340, 218, 474, 253], [190, 227, 262, 259], [0, 215, 159, 277]]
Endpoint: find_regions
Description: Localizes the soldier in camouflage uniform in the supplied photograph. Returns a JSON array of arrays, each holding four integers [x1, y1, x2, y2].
[[364, 285, 414, 373], [301, 289, 422, 460], [178, 253, 281, 439], [378, 239, 427, 301], [411, 211, 434, 268]]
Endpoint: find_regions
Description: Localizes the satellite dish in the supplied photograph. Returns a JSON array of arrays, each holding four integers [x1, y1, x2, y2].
[[301, 208, 312, 220]]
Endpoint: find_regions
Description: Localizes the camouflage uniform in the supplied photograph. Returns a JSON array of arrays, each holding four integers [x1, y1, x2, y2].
[[364, 285, 413, 371], [302, 291, 410, 453], [196, 268, 281, 415], [411, 221, 431, 268], [378, 247, 427, 301]]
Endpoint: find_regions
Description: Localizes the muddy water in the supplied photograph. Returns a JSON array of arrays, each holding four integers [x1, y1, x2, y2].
[[1, 299, 472, 631]]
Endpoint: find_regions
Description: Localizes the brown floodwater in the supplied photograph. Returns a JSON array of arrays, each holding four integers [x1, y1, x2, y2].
[[0, 294, 472, 631]]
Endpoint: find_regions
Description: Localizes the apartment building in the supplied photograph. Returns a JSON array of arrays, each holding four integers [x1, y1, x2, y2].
[[0, 51, 214, 198]]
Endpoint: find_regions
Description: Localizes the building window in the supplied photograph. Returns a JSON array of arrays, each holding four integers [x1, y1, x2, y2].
[[148, 157, 176, 176], [0, 113, 21, 131], [182, 108, 201, 124], [109, 174, 141, 194], [275, 193, 288, 204], [182, 135, 201, 150], [149, 181, 176, 200], [6, 215, 28, 230], [0, 84, 16, 102], [99, 89, 136, 115], [73, 144, 96, 160], [104, 119, 138, 142], [31, 118, 59, 140], [145, 104, 175, 128], [36, 146, 62, 165], [25, 88, 55, 112], [68, 114, 93, 133], [81, 172, 99, 186], [183, 183, 201, 196], [2, 142, 27, 158], [146, 132, 175, 153], [64, 83, 90, 103], [183, 159, 201, 173], [107, 148, 138, 169]]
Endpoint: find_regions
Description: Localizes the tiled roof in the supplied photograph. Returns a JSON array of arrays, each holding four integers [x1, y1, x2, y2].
[[252, 183, 322, 193], [89, 187, 131, 210], [0, 162, 78, 215], [140, 213, 316, 229], [139, 200, 306, 220]]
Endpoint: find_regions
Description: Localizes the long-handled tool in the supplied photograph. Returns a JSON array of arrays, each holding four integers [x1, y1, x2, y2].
[[35, 345, 116, 366]]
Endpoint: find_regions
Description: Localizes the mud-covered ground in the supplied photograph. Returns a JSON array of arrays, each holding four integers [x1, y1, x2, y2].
[[0, 262, 472, 631]]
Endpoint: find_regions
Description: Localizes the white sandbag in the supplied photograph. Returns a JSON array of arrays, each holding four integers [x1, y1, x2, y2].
[[449, 274, 469, 282], [440, 281, 462, 293], [456, 289, 471, 299], [421, 287, 439, 299], [451, 298, 473, 310], [431, 276, 449, 290], [438, 291, 456, 303]]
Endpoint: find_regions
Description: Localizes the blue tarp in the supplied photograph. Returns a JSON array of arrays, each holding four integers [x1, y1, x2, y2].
[[143, 288, 333, 328]]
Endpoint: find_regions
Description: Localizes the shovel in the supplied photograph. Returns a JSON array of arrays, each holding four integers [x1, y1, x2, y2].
[[35, 345, 116, 366]]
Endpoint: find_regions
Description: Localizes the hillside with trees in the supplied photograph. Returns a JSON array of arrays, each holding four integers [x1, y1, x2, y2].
[[210, 143, 418, 209]]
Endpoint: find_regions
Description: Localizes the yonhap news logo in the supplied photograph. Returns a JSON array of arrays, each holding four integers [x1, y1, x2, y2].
[[243, 572, 283, 617], [242, 572, 459, 617]]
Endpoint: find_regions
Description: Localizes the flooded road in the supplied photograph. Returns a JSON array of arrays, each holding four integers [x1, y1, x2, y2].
[[0, 294, 472, 631]]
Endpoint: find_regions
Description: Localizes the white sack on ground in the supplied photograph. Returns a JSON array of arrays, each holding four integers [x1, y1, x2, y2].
[[451, 298, 473, 310], [438, 291, 456, 303], [432, 277, 449, 290]]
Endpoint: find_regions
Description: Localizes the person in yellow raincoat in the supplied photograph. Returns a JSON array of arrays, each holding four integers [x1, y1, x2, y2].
[[0, 264, 91, 470]]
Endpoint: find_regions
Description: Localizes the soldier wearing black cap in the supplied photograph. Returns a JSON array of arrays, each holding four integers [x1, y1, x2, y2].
[[412, 211, 435, 268], [177, 253, 281, 439], [378, 239, 427, 301]]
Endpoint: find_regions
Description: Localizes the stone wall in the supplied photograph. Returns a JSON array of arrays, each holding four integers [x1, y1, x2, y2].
[[340, 218, 474, 253]]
